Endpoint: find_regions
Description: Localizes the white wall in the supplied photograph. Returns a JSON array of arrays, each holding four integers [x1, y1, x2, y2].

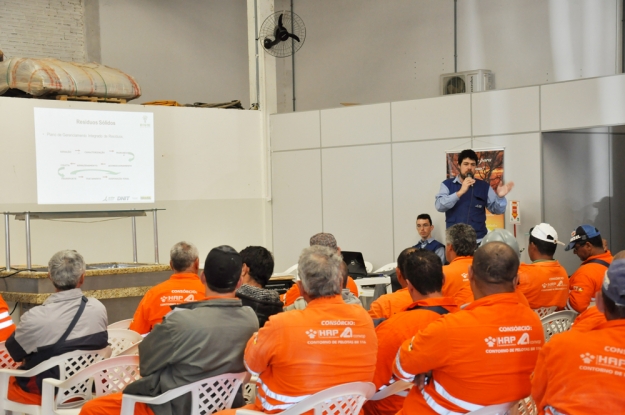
[[0, 97, 267, 266]]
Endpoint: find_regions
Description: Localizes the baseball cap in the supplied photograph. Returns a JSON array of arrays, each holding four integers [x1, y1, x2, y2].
[[602, 259, 625, 306], [203, 246, 242, 290], [564, 225, 601, 251], [530, 223, 564, 245], [309, 233, 338, 249]]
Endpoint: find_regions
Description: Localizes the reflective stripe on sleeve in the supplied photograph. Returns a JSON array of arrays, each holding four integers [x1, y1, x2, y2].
[[257, 378, 310, 403], [394, 350, 415, 382], [0, 319, 14, 330], [0, 312, 9, 320], [244, 360, 260, 377], [421, 380, 485, 414], [545, 406, 565, 415], [564, 298, 575, 311]]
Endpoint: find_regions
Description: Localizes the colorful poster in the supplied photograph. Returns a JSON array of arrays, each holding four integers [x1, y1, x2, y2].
[[445, 148, 505, 231]]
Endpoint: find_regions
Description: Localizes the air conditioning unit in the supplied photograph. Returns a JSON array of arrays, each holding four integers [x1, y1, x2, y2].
[[440, 70, 494, 95]]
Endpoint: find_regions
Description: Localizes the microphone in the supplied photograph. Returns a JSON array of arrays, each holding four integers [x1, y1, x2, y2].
[[466, 172, 474, 186]]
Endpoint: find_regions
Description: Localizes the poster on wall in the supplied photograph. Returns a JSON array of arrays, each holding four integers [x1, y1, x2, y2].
[[445, 148, 505, 231]]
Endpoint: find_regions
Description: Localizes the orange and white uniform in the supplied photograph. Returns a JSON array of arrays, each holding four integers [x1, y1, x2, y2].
[[442, 256, 474, 306], [129, 273, 205, 335], [364, 297, 458, 415], [517, 261, 568, 310], [566, 251, 613, 313], [368, 288, 413, 319], [393, 293, 543, 415], [242, 295, 377, 414], [0, 295, 15, 341], [572, 305, 606, 332], [282, 277, 359, 307], [532, 318, 625, 414]]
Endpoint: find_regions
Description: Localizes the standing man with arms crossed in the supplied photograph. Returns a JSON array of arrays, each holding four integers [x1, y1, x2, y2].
[[435, 149, 513, 242]]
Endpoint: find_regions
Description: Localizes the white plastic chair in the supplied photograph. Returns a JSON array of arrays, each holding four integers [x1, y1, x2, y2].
[[271, 264, 299, 279], [509, 397, 538, 415], [120, 372, 247, 415], [364, 261, 373, 273], [533, 306, 557, 319], [107, 319, 133, 330], [0, 347, 112, 415], [243, 375, 258, 405], [541, 310, 577, 342], [467, 401, 515, 414], [236, 382, 375, 415], [354, 277, 392, 298], [372, 263, 397, 273], [368, 380, 412, 400], [116, 341, 141, 357], [41, 355, 140, 415], [0, 342, 19, 370], [108, 329, 143, 357]]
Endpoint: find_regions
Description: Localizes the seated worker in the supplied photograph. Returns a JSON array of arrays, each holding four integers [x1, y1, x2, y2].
[[364, 250, 458, 415], [217, 245, 377, 415], [368, 247, 416, 319], [6, 250, 108, 405], [282, 232, 358, 306], [80, 245, 259, 415], [442, 223, 476, 306], [129, 241, 205, 335], [235, 246, 283, 327], [285, 261, 362, 310], [532, 252, 625, 414], [563, 225, 613, 313], [0, 294, 16, 341], [516, 223, 568, 310], [393, 242, 543, 415], [413, 213, 445, 264]]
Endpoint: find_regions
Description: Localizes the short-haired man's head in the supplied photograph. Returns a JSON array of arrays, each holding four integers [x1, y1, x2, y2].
[[458, 149, 478, 165], [48, 250, 85, 290], [298, 245, 342, 299], [397, 247, 417, 276], [203, 245, 242, 294], [528, 228, 557, 257], [240, 246, 275, 287], [446, 224, 477, 256], [416, 213, 432, 226], [472, 242, 520, 285], [404, 250, 444, 295], [170, 241, 199, 272], [309, 233, 338, 250]]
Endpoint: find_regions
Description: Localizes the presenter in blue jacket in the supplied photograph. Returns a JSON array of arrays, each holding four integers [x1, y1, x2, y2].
[[435, 149, 514, 242]]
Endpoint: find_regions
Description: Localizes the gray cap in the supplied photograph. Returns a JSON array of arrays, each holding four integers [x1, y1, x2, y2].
[[481, 228, 520, 258]]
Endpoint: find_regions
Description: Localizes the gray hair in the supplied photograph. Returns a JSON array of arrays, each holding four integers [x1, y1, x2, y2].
[[48, 250, 86, 290], [170, 241, 199, 272], [446, 223, 477, 257], [298, 245, 342, 299]]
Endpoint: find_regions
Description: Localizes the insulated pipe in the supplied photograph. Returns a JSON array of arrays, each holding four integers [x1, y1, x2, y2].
[[4, 213, 10, 271]]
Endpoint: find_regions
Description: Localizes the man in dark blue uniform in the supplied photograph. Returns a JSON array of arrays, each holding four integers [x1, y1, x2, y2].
[[435, 149, 514, 242]]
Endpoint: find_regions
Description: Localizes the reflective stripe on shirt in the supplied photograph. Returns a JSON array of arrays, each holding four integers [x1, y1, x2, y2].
[[394, 349, 415, 381], [256, 377, 310, 411], [421, 380, 485, 414]]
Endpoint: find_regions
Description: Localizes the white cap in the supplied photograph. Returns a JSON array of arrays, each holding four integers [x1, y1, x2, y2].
[[530, 223, 563, 245]]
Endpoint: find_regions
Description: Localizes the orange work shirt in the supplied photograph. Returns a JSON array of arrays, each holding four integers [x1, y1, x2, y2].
[[532, 319, 625, 415], [245, 295, 377, 414], [393, 292, 543, 415], [0, 295, 15, 341], [129, 272, 205, 335], [364, 297, 458, 415], [282, 276, 359, 306], [566, 251, 613, 313], [442, 256, 474, 306], [368, 288, 413, 319], [517, 261, 569, 310], [572, 306, 606, 332]]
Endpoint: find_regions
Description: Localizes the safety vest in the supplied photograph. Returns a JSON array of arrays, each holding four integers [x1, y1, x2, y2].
[[442, 178, 489, 239]]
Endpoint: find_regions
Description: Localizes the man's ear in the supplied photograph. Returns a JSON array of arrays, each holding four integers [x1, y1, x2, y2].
[[200, 271, 206, 285], [296, 280, 305, 295]]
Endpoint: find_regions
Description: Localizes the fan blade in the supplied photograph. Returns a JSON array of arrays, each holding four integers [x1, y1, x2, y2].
[[288, 33, 300, 42], [278, 13, 284, 28], [263, 37, 280, 49]]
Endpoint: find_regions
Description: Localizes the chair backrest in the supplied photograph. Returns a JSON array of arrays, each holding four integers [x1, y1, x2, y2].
[[368, 380, 412, 401], [364, 261, 373, 273], [243, 375, 258, 405], [467, 401, 515, 414], [541, 310, 577, 342], [108, 329, 144, 356], [533, 306, 557, 318], [55, 347, 113, 408], [512, 396, 538, 415], [107, 319, 133, 330], [279, 382, 375, 415], [0, 342, 19, 370], [372, 263, 397, 273], [191, 372, 247, 415], [354, 277, 391, 297], [116, 341, 141, 356]]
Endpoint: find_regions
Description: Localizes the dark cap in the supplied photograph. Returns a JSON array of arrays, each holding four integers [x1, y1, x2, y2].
[[603, 259, 625, 306], [564, 225, 601, 251], [203, 246, 242, 291]]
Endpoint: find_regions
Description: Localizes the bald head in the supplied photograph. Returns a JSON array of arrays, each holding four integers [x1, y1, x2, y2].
[[472, 241, 519, 285]]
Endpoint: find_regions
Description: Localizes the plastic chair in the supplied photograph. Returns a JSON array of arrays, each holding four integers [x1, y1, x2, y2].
[[41, 355, 140, 415], [120, 372, 247, 415], [509, 397, 538, 415], [354, 277, 392, 298], [107, 319, 133, 330], [0, 342, 19, 370], [272, 264, 299, 279], [372, 263, 397, 273], [236, 382, 375, 415], [243, 375, 258, 405], [368, 380, 412, 400], [0, 347, 112, 415], [108, 329, 143, 357], [467, 401, 515, 414], [541, 310, 577, 342], [116, 341, 141, 356], [533, 306, 557, 319], [364, 261, 373, 273]]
